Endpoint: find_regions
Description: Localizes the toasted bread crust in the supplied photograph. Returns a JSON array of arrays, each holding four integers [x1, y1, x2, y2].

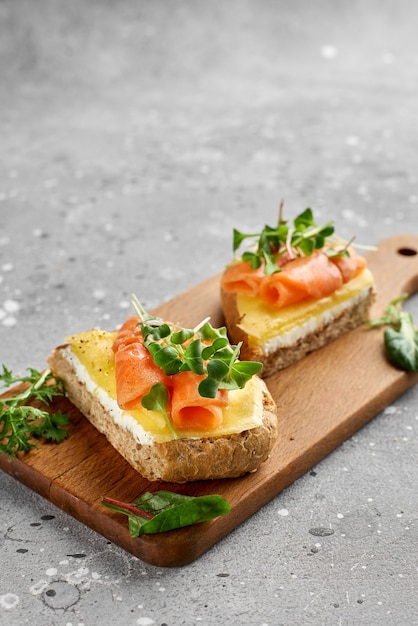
[[48, 345, 278, 483], [221, 286, 376, 377]]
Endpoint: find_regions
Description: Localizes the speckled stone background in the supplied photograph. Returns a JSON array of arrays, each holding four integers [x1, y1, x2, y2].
[[1, 1, 418, 625]]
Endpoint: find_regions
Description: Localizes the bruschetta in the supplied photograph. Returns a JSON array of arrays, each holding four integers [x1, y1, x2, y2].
[[48, 299, 278, 482], [220, 206, 376, 376]]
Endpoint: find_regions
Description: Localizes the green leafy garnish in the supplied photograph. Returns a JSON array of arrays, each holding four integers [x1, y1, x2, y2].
[[233, 203, 372, 276], [141, 383, 178, 439], [131, 295, 262, 405], [0, 366, 70, 456], [366, 294, 418, 372], [102, 490, 230, 537]]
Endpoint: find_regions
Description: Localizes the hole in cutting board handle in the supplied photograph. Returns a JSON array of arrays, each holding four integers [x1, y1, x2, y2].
[[397, 247, 417, 256]]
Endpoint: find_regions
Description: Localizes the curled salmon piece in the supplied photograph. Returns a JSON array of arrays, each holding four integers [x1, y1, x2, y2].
[[221, 248, 295, 298], [259, 251, 343, 308], [170, 370, 228, 431], [222, 247, 368, 309], [114, 343, 171, 411], [329, 246, 367, 282], [112, 315, 144, 352], [113, 316, 171, 411], [221, 261, 265, 297]]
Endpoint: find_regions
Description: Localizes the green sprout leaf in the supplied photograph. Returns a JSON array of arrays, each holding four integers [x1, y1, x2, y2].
[[141, 322, 171, 343], [201, 336, 229, 360], [297, 237, 316, 256], [146, 343, 183, 376], [198, 321, 228, 342], [182, 339, 205, 374], [171, 328, 195, 344], [293, 207, 314, 229], [242, 250, 263, 270], [198, 360, 230, 398], [141, 383, 178, 439], [227, 360, 264, 388], [263, 252, 282, 275], [233, 228, 253, 253]]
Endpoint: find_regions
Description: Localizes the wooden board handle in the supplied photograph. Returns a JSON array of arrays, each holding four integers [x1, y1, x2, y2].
[[366, 234, 418, 310]]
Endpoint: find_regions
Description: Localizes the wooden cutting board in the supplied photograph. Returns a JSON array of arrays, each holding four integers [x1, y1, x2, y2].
[[1, 235, 418, 567]]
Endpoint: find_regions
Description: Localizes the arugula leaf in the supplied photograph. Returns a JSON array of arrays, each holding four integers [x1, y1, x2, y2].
[[30, 409, 70, 441], [102, 491, 230, 537], [366, 294, 418, 372], [0, 366, 70, 456]]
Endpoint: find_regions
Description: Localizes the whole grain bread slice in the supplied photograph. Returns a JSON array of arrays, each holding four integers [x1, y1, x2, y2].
[[48, 345, 278, 483], [221, 286, 376, 378]]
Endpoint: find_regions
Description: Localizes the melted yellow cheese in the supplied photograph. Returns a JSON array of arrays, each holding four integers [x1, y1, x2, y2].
[[236, 268, 375, 347], [66, 329, 264, 443]]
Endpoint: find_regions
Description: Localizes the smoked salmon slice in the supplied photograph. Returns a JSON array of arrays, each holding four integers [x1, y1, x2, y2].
[[170, 371, 228, 430], [113, 316, 171, 411], [223, 248, 368, 309], [259, 251, 343, 308], [221, 261, 265, 297], [329, 246, 367, 282], [220, 249, 295, 297], [112, 315, 144, 352], [113, 342, 171, 411]]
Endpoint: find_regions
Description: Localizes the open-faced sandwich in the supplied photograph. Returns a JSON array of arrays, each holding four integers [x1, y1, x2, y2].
[[48, 297, 278, 483], [220, 205, 376, 377]]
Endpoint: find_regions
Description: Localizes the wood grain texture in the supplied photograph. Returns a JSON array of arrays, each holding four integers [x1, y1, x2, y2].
[[1, 235, 418, 567]]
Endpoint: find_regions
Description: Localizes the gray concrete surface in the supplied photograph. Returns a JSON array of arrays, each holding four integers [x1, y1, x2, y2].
[[1, 1, 418, 624]]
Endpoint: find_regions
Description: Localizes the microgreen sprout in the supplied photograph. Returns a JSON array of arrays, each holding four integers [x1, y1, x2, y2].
[[232, 204, 374, 275], [141, 383, 178, 439]]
